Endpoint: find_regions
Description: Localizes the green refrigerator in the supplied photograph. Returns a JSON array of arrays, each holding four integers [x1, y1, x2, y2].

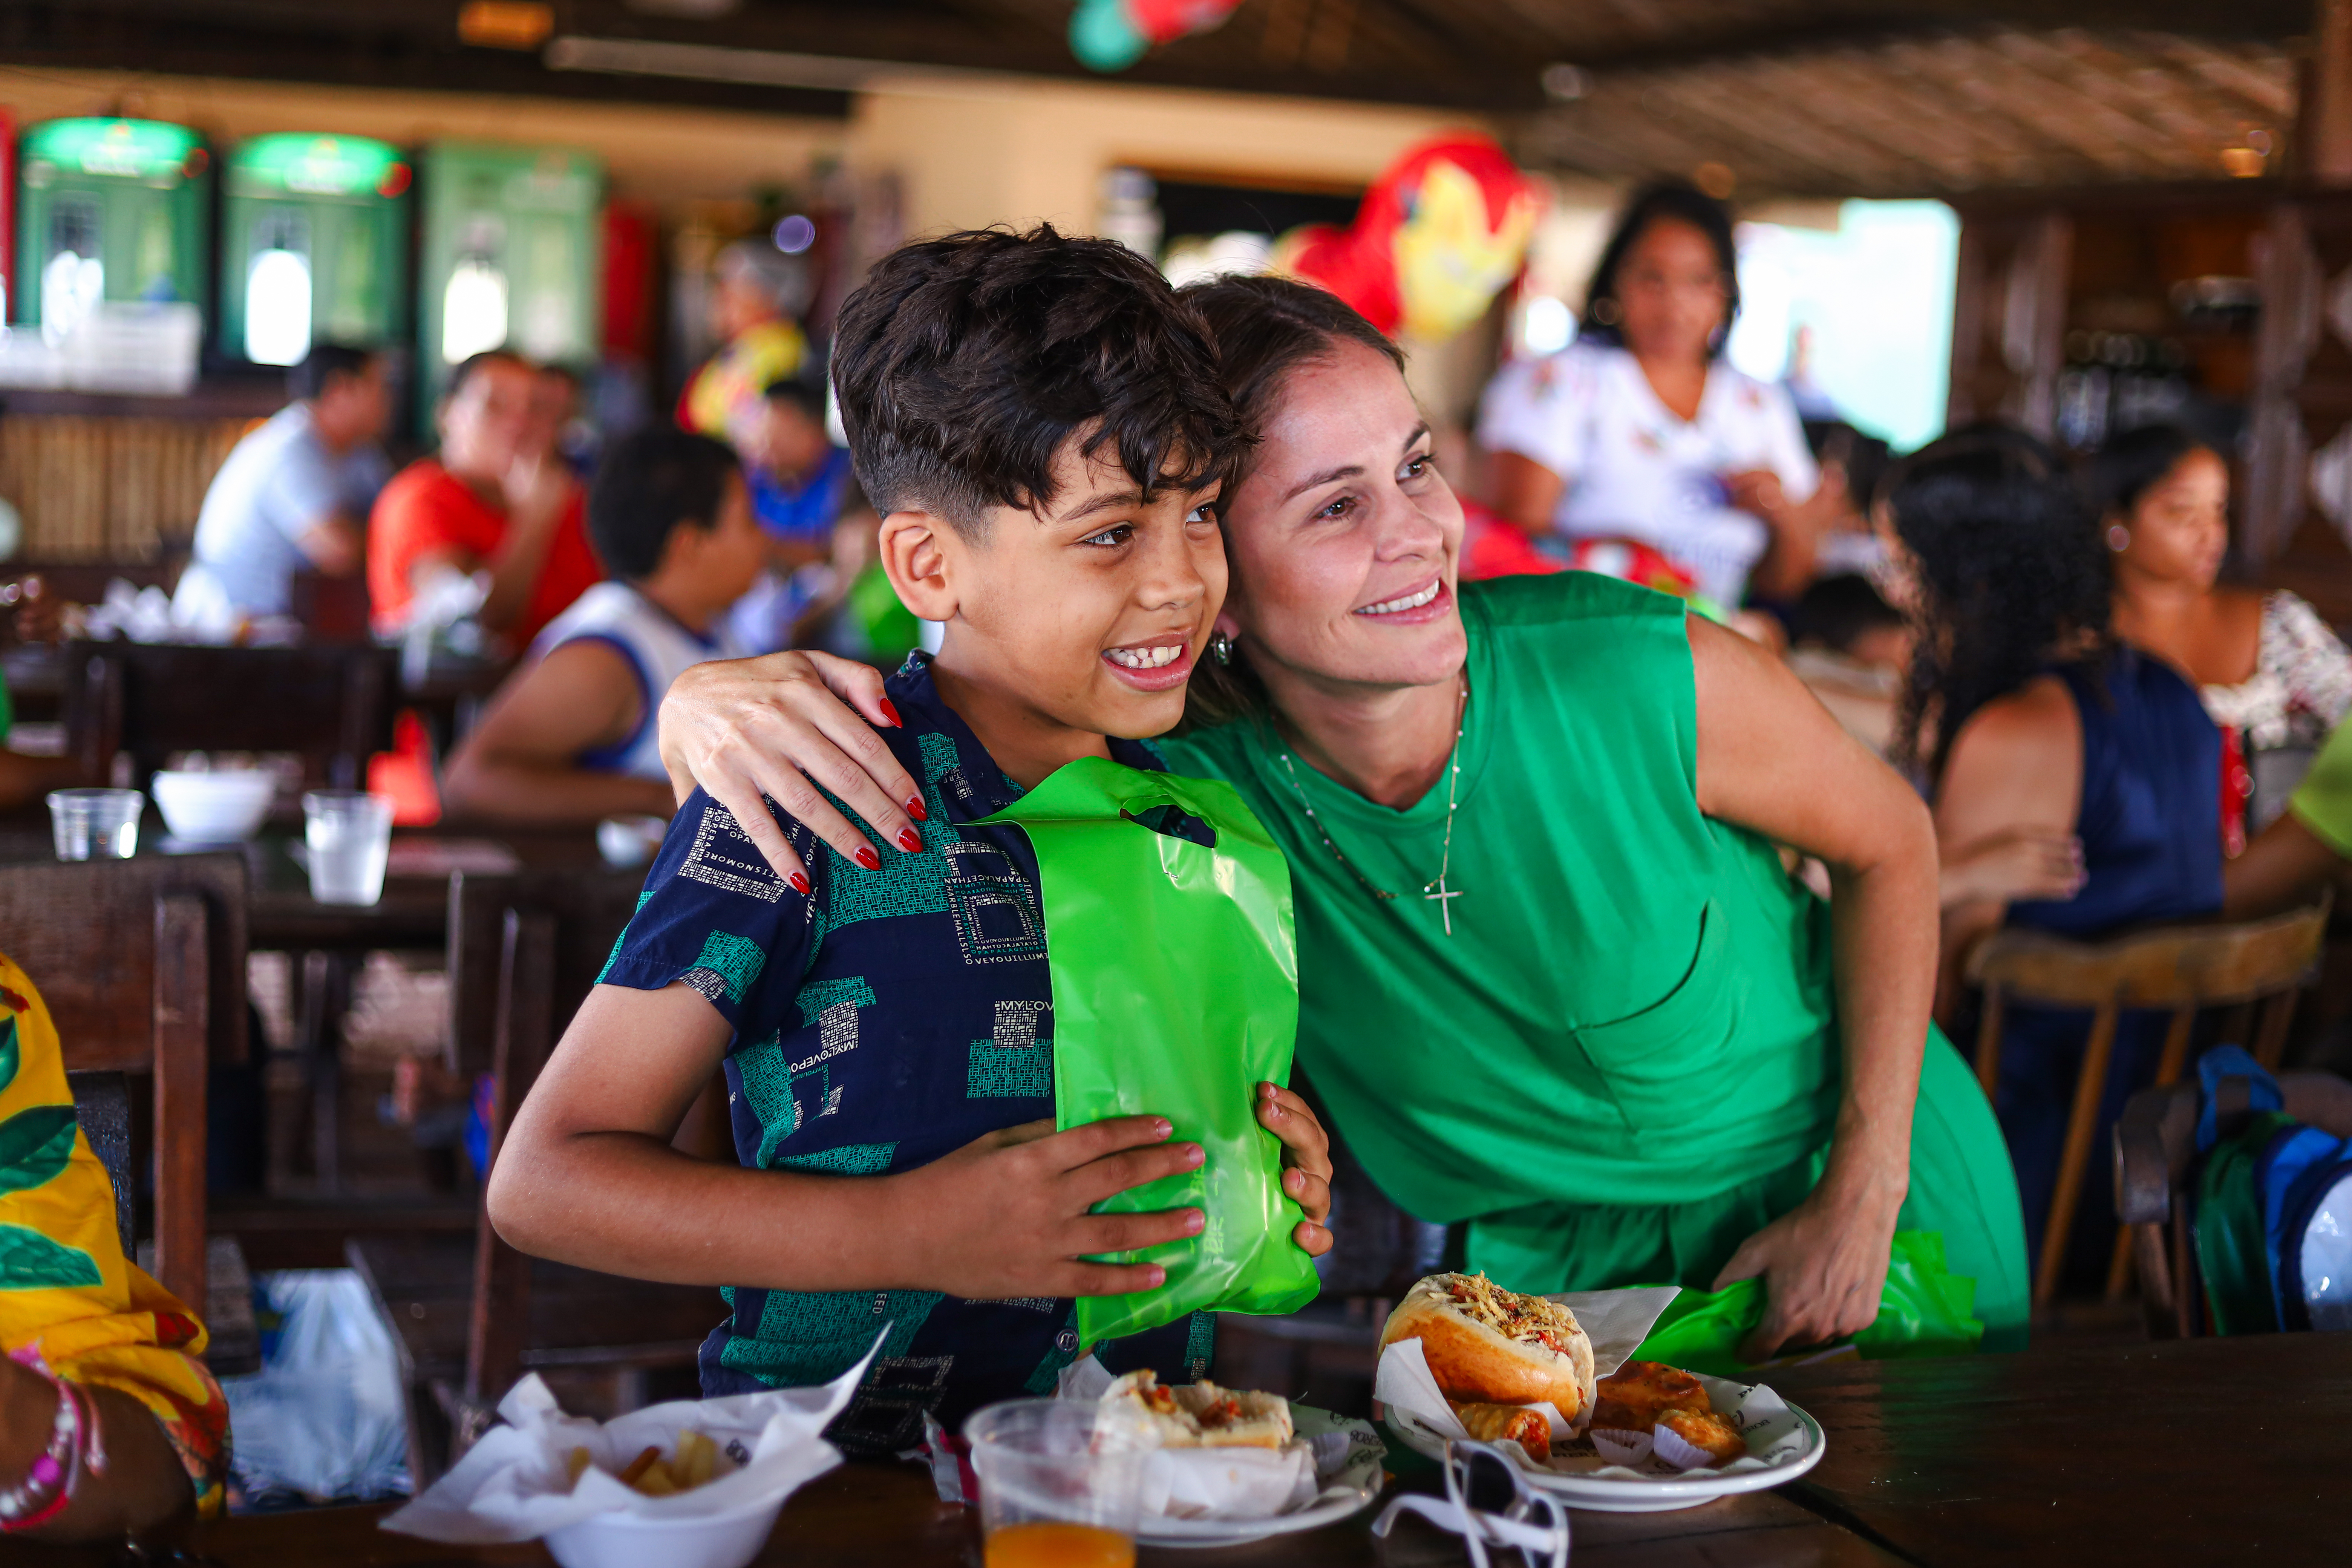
[[222, 133, 411, 367], [14, 118, 210, 335], [416, 142, 603, 415]]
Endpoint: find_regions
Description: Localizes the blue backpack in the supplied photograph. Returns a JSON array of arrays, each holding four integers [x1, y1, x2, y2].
[[2190, 1046, 2352, 1334]]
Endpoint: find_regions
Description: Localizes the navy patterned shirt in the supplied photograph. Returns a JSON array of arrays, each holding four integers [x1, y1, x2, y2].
[[599, 652, 1211, 1453]]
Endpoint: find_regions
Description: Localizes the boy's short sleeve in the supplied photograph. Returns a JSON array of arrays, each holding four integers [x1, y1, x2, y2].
[[599, 788, 813, 1037]]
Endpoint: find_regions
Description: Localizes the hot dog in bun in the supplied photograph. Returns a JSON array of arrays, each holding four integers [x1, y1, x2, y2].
[[1379, 1272, 1596, 1427]]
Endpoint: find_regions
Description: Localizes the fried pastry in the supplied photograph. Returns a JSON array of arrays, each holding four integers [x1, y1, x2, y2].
[[1590, 1359, 1710, 1433], [1655, 1407, 1746, 1465]]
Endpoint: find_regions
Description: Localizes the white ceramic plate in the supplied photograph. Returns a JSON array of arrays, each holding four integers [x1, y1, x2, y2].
[[1383, 1375, 1826, 1514], [1138, 1406, 1386, 1548]]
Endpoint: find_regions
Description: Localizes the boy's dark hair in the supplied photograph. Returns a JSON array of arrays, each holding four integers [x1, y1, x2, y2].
[[2087, 422, 2216, 523], [828, 225, 1238, 538], [1176, 273, 1405, 730], [1885, 423, 2111, 789], [762, 377, 828, 425], [1789, 573, 1904, 655], [290, 342, 377, 402], [1582, 181, 1740, 360], [587, 429, 741, 582]]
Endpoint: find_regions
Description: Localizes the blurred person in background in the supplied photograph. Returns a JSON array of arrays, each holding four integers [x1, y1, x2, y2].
[[1887, 426, 2217, 1288], [678, 239, 808, 443], [2223, 706, 2352, 916], [1477, 181, 1841, 610], [722, 378, 875, 653], [734, 378, 856, 565], [528, 362, 591, 476], [2093, 423, 2352, 841], [441, 430, 762, 824], [367, 349, 603, 651], [0, 952, 230, 1537], [172, 343, 391, 626], [774, 509, 922, 671]]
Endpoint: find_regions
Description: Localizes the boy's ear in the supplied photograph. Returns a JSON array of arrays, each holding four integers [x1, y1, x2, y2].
[[877, 510, 959, 621]]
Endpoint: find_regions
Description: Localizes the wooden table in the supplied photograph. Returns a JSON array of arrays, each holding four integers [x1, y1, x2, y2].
[[1769, 1331, 2350, 1564], [0, 813, 626, 1190], [24, 1456, 1895, 1567], [20, 1332, 2315, 1567], [0, 814, 612, 951]]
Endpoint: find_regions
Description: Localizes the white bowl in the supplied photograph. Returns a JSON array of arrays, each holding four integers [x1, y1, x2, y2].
[[542, 1491, 785, 1568], [150, 769, 277, 844]]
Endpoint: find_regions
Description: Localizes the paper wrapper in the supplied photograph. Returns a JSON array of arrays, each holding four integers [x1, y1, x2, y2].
[[381, 1332, 881, 1543], [1039, 1355, 1378, 1522], [1373, 1284, 1682, 1442], [1382, 1331, 1812, 1481]]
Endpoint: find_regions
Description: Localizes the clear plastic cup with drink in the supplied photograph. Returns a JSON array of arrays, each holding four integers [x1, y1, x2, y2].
[[302, 790, 394, 906], [963, 1399, 1148, 1568], [47, 788, 144, 861]]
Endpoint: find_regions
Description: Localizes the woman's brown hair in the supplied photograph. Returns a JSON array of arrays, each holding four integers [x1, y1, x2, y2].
[[1175, 274, 1407, 730]]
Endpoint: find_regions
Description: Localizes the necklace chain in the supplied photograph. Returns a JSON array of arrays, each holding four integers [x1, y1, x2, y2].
[[1277, 677, 1468, 935]]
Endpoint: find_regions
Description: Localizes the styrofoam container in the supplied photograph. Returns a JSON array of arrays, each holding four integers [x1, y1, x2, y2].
[[151, 769, 277, 843], [541, 1487, 786, 1568]]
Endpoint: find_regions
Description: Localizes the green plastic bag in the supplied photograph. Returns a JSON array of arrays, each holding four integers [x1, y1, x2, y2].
[[1628, 1230, 1984, 1377], [979, 756, 1321, 1348]]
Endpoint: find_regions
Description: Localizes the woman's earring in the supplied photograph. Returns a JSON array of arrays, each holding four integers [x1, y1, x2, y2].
[[2107, 524, 2132, 553], [1207, 630, 1234, 666], [1586, 296, 1620, 327]]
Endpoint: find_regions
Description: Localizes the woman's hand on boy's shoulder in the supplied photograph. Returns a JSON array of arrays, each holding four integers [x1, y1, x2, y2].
[[884, 1115, 1210, 1300], [1258, 1082, 1334, 1258], [657, 650, 926, 888]]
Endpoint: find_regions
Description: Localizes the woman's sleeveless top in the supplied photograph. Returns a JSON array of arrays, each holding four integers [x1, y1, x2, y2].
[[2006, 649, 2223, 939]]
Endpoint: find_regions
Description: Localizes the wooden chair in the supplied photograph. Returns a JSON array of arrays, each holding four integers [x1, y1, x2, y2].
[[63, 639, 398, 790], [1968, 899, 2331, 1308], [2113, 1068, 2352, 1338], [0, 856, 248, 1316], [348, 866, 720, 1484]]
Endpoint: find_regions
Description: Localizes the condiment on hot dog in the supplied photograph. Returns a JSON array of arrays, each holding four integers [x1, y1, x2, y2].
[[1378, 1273, 1595, 1426]]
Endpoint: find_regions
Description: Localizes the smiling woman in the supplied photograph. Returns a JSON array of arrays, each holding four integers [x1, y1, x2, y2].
[[655, 272, 2032, 1366]]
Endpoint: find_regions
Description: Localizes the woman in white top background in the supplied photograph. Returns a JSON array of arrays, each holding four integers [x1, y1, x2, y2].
[[1478, 181, 1843, 609], [2093, 422, 2352, 839]]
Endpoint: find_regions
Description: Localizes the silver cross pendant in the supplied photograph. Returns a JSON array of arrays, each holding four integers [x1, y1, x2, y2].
[[1424, 875, 1462, 936]]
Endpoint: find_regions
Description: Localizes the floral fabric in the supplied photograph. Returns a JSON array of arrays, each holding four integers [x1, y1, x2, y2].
[[0, 953, 228, 1516], [2201, 590, 2352, 752]]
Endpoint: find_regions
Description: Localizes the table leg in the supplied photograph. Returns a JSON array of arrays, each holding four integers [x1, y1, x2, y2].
[[299, 951, 357, 1196]]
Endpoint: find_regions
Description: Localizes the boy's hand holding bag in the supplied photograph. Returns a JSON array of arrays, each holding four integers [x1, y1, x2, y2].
[[982, 756, 1322, 1346]]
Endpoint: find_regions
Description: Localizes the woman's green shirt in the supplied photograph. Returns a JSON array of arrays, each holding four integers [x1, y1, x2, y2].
[[1162, 573, 1844, 1220]]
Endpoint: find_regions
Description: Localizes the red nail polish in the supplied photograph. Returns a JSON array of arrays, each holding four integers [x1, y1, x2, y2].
[[905, 795, 929, 821], [878, 699, 904, 727], [789, 871, 812, 896], [896, 826, 923, 853], [854, 845, 881, 870]]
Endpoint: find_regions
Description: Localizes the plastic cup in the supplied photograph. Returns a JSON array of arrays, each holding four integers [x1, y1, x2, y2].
[[302, 790, 394, 906], [47, 788, 143, 861], [964, 1400, 1148, 1568]]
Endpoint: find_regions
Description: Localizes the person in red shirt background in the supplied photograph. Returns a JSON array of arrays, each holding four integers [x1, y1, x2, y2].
[[368, 349, 603, 650]]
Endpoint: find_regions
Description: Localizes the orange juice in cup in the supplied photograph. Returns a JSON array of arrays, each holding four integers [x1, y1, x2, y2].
[[965, 1400, 1148, 1568], [984, 1519, 1136, 1568]]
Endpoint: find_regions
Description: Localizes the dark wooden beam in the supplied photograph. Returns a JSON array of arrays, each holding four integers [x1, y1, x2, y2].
[[2301, 0, 2352, 183]]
